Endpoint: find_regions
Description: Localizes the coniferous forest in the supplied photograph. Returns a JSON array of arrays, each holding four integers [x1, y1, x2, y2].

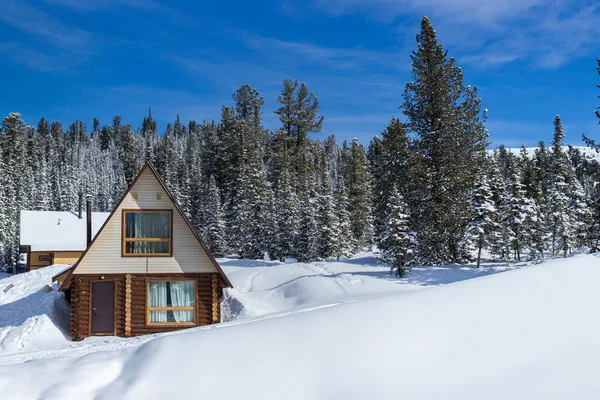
[[1, 17, 599, 274]]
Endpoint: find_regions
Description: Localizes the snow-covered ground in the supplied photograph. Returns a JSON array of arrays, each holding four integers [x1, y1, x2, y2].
[[490, 144, 600, 161], [1, 254, 599, 398]]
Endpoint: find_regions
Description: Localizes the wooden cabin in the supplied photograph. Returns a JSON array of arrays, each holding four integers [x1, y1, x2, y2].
[[19, 210, 110, 271], [55, 162, 233, 339]]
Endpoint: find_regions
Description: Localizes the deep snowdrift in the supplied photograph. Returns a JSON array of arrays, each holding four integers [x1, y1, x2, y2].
[[1, 255, 599, 399], [0, 264, 71, 353]]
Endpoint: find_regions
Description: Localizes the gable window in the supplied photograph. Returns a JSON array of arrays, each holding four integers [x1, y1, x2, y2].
[[147, 281, 195, 324], [122, 210, 172, 256]]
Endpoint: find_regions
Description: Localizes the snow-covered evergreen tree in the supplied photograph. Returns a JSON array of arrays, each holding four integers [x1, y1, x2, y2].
[[316, 153, 339, 260], [463, 173, 498, 267], [380, 186, 414, 277], [402, 16, 488, 265], [347, 138, 372, 251], [202, 175, 226, 257]]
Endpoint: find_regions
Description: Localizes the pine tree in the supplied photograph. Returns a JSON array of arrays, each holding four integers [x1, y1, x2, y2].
[[141, 107, 158, 164], [203, 175, 226, 257], [275, 168, 299, 261], [463, 173, 498, 267], [380, 186, 414, 277], [335, 179, 355, 258], [402, 16, 488, 265], [315, 152, 339, 260], [487, 156, 506, 259], [1, 113, 27, 266], [501, 165, 534, 262], [547, 116, 576, 257], [120, 124, 139, 185], [347, 138, 372, 250], [372, 118, 412, 243]]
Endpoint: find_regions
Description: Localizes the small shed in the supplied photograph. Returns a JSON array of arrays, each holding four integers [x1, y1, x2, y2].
[[19, 210, 110, 271]]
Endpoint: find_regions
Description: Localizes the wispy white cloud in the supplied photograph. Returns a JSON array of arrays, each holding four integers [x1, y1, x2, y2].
[[312, 0, 600, 68], [0, 42, 86, 72], [1, 0, 96, 54], [167, 34, 408, 140], [44, 0, 196, 25], [242, 35, 409, 72], [314, 0, 547, 24]]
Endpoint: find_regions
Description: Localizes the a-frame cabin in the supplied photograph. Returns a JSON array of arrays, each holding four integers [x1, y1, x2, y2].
[[56, 162, 232, 339]]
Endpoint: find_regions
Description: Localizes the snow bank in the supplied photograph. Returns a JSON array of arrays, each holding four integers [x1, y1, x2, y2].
[[219, 254, 513, 320], [2, 255, 600, 399], [0, 265, 71, 354]]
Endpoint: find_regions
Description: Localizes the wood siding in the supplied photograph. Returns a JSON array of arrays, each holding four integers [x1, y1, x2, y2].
[[29, 251, 83, 271], [70, 273, 221, 339], [53, 251, 83, 265], [29, 251, 53, 270], [74, 169, 219, 275]]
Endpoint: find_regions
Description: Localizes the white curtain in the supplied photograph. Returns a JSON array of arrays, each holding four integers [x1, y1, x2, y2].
[[149, 282, 168, 322], [125, 212, 170, 254], [149, 281, 194, 323], [170, 281, 194, 322]]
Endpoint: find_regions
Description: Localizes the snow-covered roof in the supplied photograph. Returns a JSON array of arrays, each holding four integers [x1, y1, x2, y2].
[[19, 211, 110, 252]]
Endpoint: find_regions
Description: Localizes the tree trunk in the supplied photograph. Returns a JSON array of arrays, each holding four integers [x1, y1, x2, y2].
[[476, 233, 483, 268]]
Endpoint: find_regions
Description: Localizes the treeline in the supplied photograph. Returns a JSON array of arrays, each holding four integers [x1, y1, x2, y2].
[[0, 80, 372, 267], [1, 17, 599, 274]]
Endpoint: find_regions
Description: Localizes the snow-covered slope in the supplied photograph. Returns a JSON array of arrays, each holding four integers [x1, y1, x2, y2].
[[220, 252, 515, 320], [0, 264, 71, 353], [489, 145, 600, 161], [1, 255, 599, 399]]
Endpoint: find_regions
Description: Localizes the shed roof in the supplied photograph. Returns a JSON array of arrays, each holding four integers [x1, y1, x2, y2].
[[20, 211, 110, 252]]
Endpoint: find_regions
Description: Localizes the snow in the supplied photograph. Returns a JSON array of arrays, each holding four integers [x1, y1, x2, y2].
[[489, 145, 600, 161], [0, 264, 71, 354], [20, 210, 110, 251], [1, 254, 600, 398]]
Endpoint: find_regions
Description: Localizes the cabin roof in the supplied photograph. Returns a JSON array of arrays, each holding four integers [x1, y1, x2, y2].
[[20, 211, 110, 252], [57, 162, 233, 290]]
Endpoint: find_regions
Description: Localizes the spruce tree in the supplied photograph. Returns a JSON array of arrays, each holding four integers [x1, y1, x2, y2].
[[372, 118, 411, 243], [463, 172, 498, 267], [547, 116, 576, 257], [315, 153, 339, 260], [275, 168, 299, 261], [203, 175, 226, 257], [0, 113, 27, 266], [335, 180, 355, 258], [501, 164, 534, 262], [402, 16, 488, 265], [347, 138, 372, 250], [380, 186, 413, 276]]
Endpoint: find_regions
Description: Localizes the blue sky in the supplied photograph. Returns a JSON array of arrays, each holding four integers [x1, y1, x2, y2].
[[1, 0, 599, 148]]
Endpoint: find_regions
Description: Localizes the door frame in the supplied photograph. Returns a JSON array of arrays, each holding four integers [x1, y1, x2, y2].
[[89, 279, 117, 336]]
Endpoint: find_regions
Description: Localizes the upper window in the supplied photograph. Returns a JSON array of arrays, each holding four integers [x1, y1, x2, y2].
[[122, 210, 172, 256]]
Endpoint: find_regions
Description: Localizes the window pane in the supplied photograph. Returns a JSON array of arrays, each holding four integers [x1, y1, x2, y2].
[[125, 212, 170, 239], [150, 310, 168, 322], [148, 281, 194, 307], [149, 282, 168, 307], [125, 241, 169, 254], [150, 310, 193, 323], [168, 281, 195, 307]]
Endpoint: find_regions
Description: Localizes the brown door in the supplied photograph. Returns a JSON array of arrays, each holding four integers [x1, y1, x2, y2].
[[91, 281, 115, 334]]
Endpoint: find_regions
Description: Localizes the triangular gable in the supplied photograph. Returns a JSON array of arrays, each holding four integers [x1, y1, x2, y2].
[[58, 162, 232, 290]]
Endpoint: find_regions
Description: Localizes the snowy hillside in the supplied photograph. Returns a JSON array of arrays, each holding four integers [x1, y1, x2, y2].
[[489, 145, 600, 161], [0, 265, 71, 354], [2, 255, 600, 398]]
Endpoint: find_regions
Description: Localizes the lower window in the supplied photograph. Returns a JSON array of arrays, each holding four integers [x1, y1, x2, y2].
[[147, 281, 195, 324]]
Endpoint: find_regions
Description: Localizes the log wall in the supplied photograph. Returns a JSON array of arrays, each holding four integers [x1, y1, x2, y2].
[[70, 273, 221, 339]]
